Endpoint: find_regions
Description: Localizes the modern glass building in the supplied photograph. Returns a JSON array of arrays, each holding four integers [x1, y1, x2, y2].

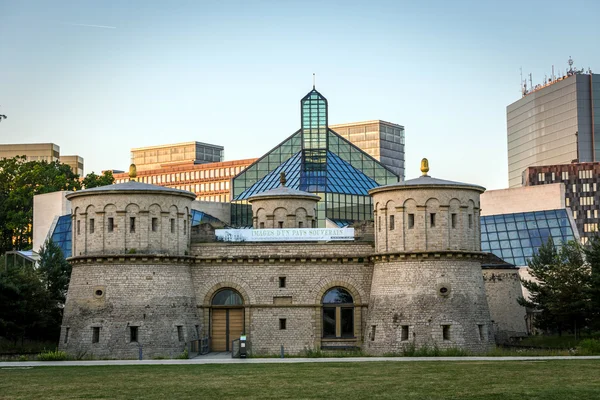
[[231, 87, 399, 227], [50, 214, 72, 258], [480, 209, 577, 267]]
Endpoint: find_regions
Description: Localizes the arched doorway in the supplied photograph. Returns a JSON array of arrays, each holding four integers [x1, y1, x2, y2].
[[210, 289, 244, 352]]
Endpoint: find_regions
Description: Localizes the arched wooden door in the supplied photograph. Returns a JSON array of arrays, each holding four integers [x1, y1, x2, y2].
[[210, 289, 244, 352]]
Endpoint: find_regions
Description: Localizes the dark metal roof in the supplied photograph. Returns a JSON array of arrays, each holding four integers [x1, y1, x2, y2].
[[66, 180, 197, 200]]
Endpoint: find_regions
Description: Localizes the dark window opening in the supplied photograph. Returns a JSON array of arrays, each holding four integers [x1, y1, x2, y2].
[[77, 220, 80, 235], [442, 325, 450, 341], [478, 324, 485, 341], [130, 326, 138, 342], [370, 325, 376, 341], [401, 325, 409, 341], [278, 221, 283, 229], [279, 276, 286, 288], [451, 213, 457, 228], [130, 217, 136, 233], [298, 221, 303, 228], [312, 220, 316, 228], [151, 217, 158, 232], [92, 327, 100, 343], [170, 218, 175, 233], [430, 213, 436, 227], [408, 214, 415, 229], [389, 215, 395, 230], [89, 218, 95, 234], [108, 217, 114, 233], [378, 216, 381, 231], [468, 214, 473, 229], [177, 325, 184, 342], [279, 318, 287, 330], [322, 287, 354, 339], [259, 222, 265, 229], [64, 327, 70, 343], [183, 220, 187, 235]]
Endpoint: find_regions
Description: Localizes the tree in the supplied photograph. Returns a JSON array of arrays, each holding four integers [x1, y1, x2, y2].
[[82, 170, 115, 189], [518, 239, 591, 336], [584, 235, 600, 330], [0, 156, 81, 253]]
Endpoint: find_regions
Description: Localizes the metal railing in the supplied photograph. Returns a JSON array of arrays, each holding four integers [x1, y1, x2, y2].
[[190, 337, 210, 355]]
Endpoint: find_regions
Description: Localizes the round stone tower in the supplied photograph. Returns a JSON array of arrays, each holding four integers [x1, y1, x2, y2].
[[364, 159, 493, 354], [59, 166, 200, 359], [248, 173, 320, 229]]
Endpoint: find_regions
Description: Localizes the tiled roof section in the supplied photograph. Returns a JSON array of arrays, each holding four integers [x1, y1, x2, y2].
[[66, 180, 196, 199]]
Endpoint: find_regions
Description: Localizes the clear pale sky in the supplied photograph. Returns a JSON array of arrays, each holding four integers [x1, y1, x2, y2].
[[1, 0, 599, 189]]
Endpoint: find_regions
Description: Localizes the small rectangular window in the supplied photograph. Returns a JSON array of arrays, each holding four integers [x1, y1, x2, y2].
[[478, 324, 485, 341], [64, 327, 70, 343], [408, 213, 415, 229], [278, 221, 283, 229], [92, 327, 100, 343], [442, 325, 450, 341], [468, 214, 473, 229], [430, 213, 436, 227], [183, 220, 187, 235], [259, 222, 265, 229], [298, 221, 303, 228], [389, 215, 395, 230], [170, 218, 175, 233], [279, 276, 286, 288], [378, 216, 381, 231], [151, 217, 158, 232], [451, 213, 457, 228], [370, 325, 376, 341], [130, 326, 138, 343], [401, 325, 409, 341], [107, 217, 114, 232], [89, 218, 95, 234], [177, 325, 184, 342], [77, 220, 81, 235], [130, 217, 136, 233], [279, 318, 287, 330]]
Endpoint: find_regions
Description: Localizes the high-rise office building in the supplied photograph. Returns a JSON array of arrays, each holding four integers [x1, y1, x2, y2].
[[59, 155, 84, 176], [131, 141, 224, 172], [330, 120, 405, 179], [507, 62, 600, 188]]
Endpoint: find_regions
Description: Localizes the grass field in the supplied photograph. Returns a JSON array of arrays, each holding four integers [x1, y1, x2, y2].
[[1, 360, 599, 399]]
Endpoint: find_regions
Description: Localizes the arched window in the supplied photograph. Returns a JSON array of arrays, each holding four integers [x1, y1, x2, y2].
[[212, 289, 243, 306], [322, 287, 354, 338]]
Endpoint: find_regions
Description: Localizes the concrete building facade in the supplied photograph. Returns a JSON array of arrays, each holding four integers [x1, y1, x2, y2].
[[0, 143, 84, 175], [131, 142, 224, 172], [330, 120, 405, 179]]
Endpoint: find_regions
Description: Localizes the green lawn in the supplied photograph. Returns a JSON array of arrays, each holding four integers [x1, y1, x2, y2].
[[1, 360, 599, 399]]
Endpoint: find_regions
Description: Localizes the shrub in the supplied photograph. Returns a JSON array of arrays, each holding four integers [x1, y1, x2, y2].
[[37, 349, 68, 361], [577, 339, 600, 355], [175, 349, 189, 359]]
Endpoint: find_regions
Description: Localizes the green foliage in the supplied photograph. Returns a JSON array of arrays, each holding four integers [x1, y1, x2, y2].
[[175, 349, 189, 359], [518, 239, 591, 336], [576, 339, 600, 355], [0, 239, 71, 345], [301, 347, 367, 358], [82, 170, 115, 189], [0, 156, 81, 253], [584, 235, 600, 331], [37, 349, 68, 361], [388, 343, 469, 357]]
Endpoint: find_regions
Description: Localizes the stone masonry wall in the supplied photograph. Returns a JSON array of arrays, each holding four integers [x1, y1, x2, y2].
[[483, 268, 528, 341], [59, 257, 199, 359]]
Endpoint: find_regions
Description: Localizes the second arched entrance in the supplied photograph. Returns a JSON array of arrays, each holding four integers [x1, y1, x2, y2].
[[210, 289, 244, 352]]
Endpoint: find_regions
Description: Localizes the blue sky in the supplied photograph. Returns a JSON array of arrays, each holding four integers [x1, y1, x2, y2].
[[1, 0, 599, 189]]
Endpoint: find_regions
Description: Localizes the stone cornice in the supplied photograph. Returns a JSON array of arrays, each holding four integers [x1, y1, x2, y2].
[[371, 250, 486, 262]]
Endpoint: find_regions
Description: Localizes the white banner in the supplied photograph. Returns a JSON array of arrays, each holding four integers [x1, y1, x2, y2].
[[215, 228, 355, 242]]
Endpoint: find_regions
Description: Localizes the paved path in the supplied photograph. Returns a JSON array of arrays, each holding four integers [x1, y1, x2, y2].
[[1, 356, 600, 368]]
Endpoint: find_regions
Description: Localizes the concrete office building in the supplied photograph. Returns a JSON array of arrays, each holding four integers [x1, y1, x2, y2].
[[0, 143, 84, 175], [507, 61, 600, 188], [330, 121, 405, 179], [131, 142, 224, 172], [113, 158, 257, 203], [522, 162, 600, 243]]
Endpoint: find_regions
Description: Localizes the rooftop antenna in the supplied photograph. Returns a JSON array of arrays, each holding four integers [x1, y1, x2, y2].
[[552, 65, 555, 81], [529, 73, 533, 92], [568, 56, 574, 74], [312, 73, 315, 89]]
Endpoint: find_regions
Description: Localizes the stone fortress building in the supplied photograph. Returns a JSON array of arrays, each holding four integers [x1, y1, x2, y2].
[[59, 159, 524, 358]]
